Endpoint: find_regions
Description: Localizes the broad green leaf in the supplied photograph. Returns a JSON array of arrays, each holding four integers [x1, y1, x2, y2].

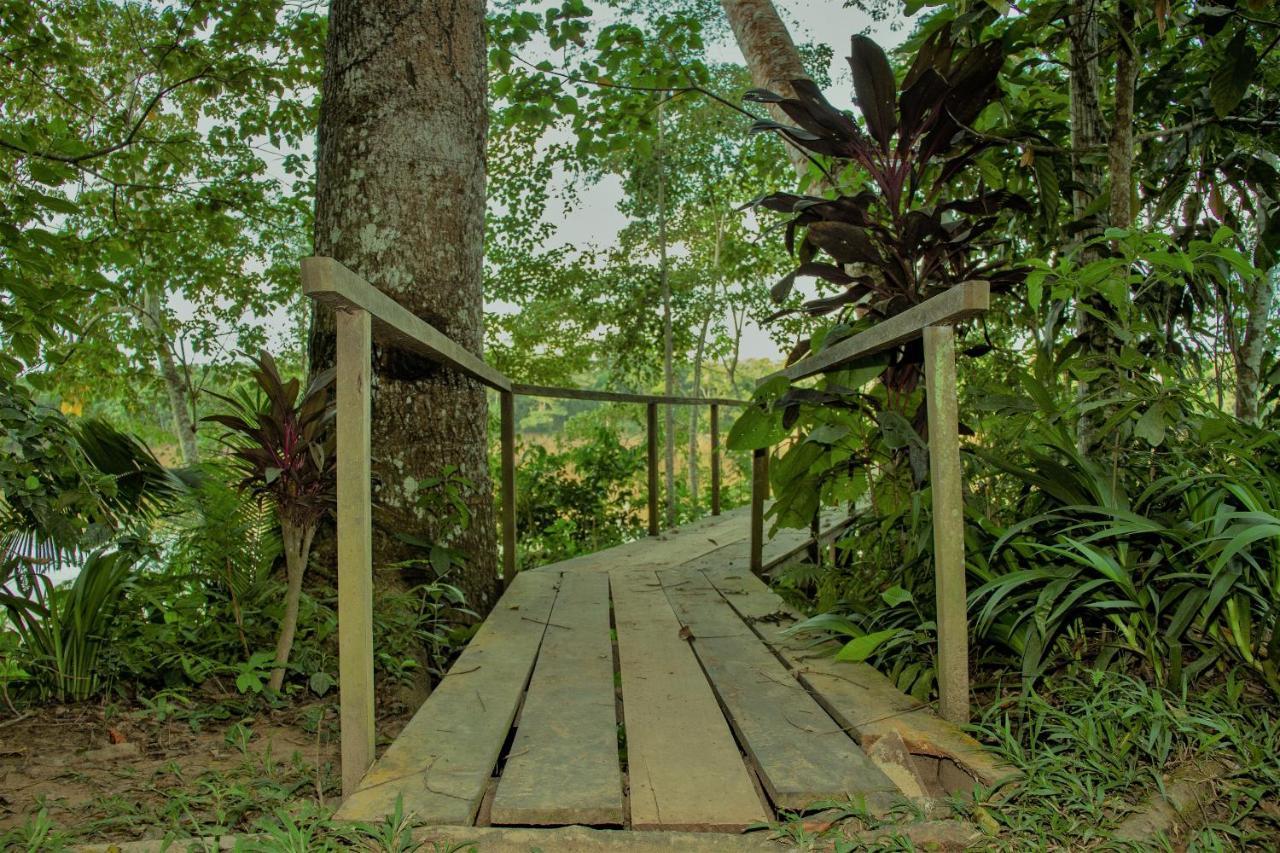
[[835, 628, 900, 662]]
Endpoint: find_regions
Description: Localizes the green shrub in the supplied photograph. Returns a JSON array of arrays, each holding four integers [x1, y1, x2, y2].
[[0, 547, 138, 701]]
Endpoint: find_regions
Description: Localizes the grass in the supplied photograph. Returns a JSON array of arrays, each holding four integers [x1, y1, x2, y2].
[[969, 670, 1280, 849], [765, 668, 1280, 850]]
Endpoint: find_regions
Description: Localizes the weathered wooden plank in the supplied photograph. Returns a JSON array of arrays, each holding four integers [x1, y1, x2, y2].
[[335, 307, 375, 799], [696, 564, 1019, 792], [302, 256, 511, 391], [512, 382, 744, 408], [923, 324, 970, 725], [491, 572, 624, 826], [610, 567, 767, 831], [334, 571, 561, 824], [658, 569, 898, 811], [761, 281, 989, 384], [541, 505, 848, 577]]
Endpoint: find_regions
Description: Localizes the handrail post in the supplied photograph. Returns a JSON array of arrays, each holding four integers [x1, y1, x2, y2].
[[711, 402, 721, 514], [924, 323, 969, 725], [749, 446, 767, 573], [335, 307, 375, 799], [646, 402, 659, 536], [500, 389, 517, 588]]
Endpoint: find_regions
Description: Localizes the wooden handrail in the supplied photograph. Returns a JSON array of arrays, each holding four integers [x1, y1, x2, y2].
[[513, 382, 745, 408], [746, 280, 990, 727], [760, 281, 989, 385], [302, 256, 512, 392]]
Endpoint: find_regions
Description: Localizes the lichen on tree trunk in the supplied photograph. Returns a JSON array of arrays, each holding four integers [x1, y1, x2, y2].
[[308, 0, 498, 622]]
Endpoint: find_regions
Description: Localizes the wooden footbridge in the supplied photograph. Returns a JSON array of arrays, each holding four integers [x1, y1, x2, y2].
[[303, 258, 1014, 846]]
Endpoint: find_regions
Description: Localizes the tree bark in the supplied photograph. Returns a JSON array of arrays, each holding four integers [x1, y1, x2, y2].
[[1236, 265, 1276, 423], [268, 521, 315, 692], [1068, 0, 1112, 453], [309, 0, 497, 614], [688, 214, 721, 510], [143, 287, 199, 465], [658, 105, 677, 528], [720, 0, 811, 182], [1107, 0, 1138, 231]]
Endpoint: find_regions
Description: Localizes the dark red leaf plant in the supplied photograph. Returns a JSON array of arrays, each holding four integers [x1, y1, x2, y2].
[[204, 351, 336, 692], [745, 25, 1030, 394]]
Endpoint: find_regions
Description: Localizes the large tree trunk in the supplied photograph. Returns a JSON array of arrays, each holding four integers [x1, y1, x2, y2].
[[720, 0, 810, 182], [309, 1, 497, 617]]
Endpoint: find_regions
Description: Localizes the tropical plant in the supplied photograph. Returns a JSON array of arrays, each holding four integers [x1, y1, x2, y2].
[[0, 547, 139, 701], [204, 351, 335, 692], [1, 375, 183, 585], [744, 27, 1029, 389]]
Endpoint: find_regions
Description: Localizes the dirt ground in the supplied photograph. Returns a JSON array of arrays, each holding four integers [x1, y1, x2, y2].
[[0, 693, 414, 846]]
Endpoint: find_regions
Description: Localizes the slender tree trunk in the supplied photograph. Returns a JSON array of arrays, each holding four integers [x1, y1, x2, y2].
[[1069, 0, 1112, 452], [268, 521, 315, 692], [308, 1, 497, 616], [688, 214, 723, 507], [1236, 265, 1276, 422], [720, 0, 811, 182], [1108, 0, 1138, 230], [143, 288, 199, 465], [658, 105, 677, 528]]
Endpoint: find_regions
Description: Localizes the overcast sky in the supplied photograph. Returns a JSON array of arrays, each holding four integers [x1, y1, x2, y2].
[[529, 1, 909, 362]]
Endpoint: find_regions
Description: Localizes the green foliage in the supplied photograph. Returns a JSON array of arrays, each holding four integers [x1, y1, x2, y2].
[[204, 352, 335, 532], [1, 547, 138, 702], [973, 670, 1280, 847], [0, 0, 321, 420], [512, 421, 647, 567], [1, 375, 183, 580], [745, 29, 1028, 387]]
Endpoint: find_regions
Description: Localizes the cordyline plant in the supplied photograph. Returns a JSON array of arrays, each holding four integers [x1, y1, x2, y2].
[[745, 25, 1030, 394], [205, 351, 335, 693]]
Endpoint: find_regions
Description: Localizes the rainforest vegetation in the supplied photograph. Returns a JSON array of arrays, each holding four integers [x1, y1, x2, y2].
[[2, 0, 1279, 849]]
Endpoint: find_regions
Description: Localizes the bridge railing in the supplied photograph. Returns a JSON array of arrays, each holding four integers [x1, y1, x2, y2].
[[748, 280, 990, 727], [302, 256, 749, 796]]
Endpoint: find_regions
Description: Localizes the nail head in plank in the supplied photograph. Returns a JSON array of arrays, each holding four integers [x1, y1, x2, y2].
[[491, 572, 624, 826], [335, 571, 561, 824], [658, 569, 898, 810], [610, 567, 768, 831]]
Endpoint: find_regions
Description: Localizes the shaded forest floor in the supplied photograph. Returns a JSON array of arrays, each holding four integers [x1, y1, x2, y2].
[[0, 692, 414, 848]]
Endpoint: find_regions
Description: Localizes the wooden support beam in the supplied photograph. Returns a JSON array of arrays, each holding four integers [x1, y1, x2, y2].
[[513, 382, 744, 408], [710, 404, 721, 517], [302, 256, 511, 392], [500, 390, 517, 589], [335, 307, 375, 799], [762, 282, 989, 385], [749, 447, 766, 573], [923, 324, 969, 725], [647, 402, 660, 537]]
